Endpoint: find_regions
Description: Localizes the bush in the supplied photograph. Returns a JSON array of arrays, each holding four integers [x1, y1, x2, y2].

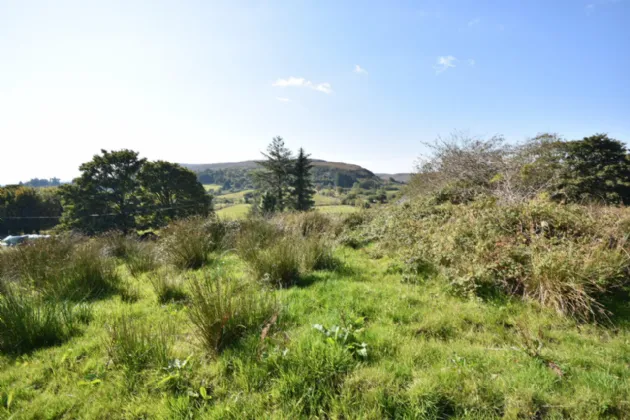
[[188, 274, 278, 354], [106, 315, 172, 372], [0, 287, 92, 355], [369, 198, 630, 320], [148, 269, 189, 304], [161, 217, 226, 269]]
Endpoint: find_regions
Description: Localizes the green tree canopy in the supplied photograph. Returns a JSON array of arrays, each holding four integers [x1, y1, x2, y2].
[[139, 161, 211, 227], [560, 134, 630, 204], [60, 149, 145, 234]]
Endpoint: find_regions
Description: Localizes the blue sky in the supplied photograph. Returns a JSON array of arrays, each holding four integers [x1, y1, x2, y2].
[[1, 0, 628, 183]]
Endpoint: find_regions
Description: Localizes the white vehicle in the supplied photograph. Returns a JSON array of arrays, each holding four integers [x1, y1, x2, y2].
[[0, 234, 50, 247]]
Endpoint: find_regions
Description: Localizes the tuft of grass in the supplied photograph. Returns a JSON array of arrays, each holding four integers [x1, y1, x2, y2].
[[188, 273, 278, 355], [300, 237, 339, 272], [148, 270, 189, 304], [106, 315, 172, 373], [0, 287, 92, 355], [48, 241, 120, 301], [160, 217, 227, 269], [241, 237, 301, 287]]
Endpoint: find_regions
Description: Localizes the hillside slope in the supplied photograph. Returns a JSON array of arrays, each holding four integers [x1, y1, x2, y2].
[[181, 159, 381, 189]]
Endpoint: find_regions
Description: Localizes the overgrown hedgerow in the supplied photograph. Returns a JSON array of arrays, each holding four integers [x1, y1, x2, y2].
[[364, 198, 630, 321]]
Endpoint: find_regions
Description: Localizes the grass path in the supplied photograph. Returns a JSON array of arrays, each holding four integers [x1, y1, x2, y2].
[[1, 247, 629, 418]]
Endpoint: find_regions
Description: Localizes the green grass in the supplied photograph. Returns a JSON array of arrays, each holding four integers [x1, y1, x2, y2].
[[203, 184, 222, 192], [2, 208, 630, 418], [217, 203, 251, 219], [1, 245, 629, 418], [216, 189, 255, 201], [313, 193, 341, 206], [316, 204, 358, 214]]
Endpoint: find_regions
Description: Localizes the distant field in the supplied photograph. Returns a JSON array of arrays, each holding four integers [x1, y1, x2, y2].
[[316, 205, 358, 214], [203, 184, 222, 192], [313, 193, 341, 206], [216, 203, 251, 219], [217, 189, 255, 201]]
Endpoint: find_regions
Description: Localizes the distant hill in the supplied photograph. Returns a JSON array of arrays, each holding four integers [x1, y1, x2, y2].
[[180, 159, 382, 189], [376, 173, 413, 183]]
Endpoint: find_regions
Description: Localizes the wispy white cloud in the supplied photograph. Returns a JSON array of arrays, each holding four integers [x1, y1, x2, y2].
[[275, 97, 291, 102], [467, 59, 476, 66], [434, 56, 457, 74], [354, 64, 368, 75], [272, 77, 333, 94], [468, 18, 481, 27]]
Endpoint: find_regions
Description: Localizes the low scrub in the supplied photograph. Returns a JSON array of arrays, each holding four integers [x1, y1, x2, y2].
[[188, 274, 278, 354], [0, 287, 92, 355], [368, 198, 630, 320], [240, 236, 301, 287], [300, 237, 338, 272], [161, 217, 228, 269]]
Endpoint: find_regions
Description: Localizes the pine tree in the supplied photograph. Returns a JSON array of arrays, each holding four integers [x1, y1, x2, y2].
[[291, 148, 315, 211], [253, 137, 294, 211]]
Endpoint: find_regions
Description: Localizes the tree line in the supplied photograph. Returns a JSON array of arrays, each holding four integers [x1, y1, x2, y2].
[[411, 133, 630, 205]]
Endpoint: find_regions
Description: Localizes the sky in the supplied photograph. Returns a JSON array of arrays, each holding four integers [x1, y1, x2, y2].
[[1, 0, 629, 184]]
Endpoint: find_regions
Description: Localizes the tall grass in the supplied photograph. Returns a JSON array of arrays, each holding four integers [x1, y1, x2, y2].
[[6, 237, 120, 301], [0, 287, 92, 355], [148, 269, 189, 304], [101, 232, 159, 276], [161, 217, 228, 269], [188, 273, 278, 354], [106, 315, 172, 372]]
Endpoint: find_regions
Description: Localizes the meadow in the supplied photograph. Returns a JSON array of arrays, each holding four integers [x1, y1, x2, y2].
[[1, 205, 629, 418]]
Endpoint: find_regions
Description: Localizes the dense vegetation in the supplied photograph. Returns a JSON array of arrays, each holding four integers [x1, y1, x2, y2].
[[0, 185, 62, 235], [194, 159, 381, 191], [1, 132, 630, 418]]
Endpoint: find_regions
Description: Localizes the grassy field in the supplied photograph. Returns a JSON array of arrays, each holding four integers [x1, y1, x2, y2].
[[203, 184, 222, 192], [1, 236, 629, 418], [313, 193, 341, 206], [217, 189, 255, 201], [216, 203, 251, 219]]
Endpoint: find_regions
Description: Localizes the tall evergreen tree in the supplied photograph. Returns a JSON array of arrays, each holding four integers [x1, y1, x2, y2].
[[253, 137, 294, 211], [291, 148, 315, 211]]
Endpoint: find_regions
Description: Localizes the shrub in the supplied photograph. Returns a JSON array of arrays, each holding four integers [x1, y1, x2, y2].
[[161, 217, 224, 269], [188, 274, 278, 354], [148, 269, 189, 304], [369, 198, 630, 320], [274, 211, 334, 237], [0, 287, 92, 355], [106, 315, 172, 372]]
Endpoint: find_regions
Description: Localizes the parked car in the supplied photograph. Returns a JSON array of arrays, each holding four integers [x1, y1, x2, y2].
[[0, 234, 50, 247]]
